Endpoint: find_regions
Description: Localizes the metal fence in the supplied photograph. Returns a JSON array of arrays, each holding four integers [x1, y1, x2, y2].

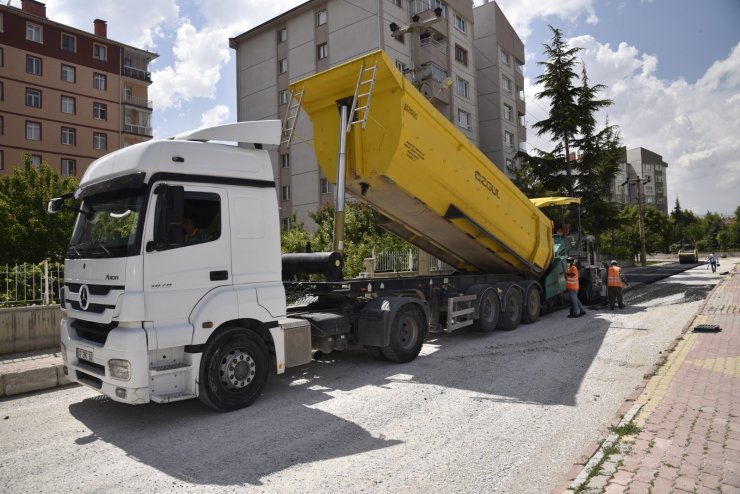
[[0, 261, 64, 307], [373, 249, 451, 273]]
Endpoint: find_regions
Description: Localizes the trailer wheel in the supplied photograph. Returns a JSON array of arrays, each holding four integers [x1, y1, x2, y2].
[[521, 283, 542, 324], [472, 287, 500, 332], [382, 305, 425, 363], [497, 285, 523, 331], [198, 327, 269, 412]]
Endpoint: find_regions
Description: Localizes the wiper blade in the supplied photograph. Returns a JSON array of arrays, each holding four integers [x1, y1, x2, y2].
[[96, 240, 111, 255]]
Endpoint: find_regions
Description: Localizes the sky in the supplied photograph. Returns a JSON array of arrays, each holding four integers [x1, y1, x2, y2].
[[35, 0, 740, 216]]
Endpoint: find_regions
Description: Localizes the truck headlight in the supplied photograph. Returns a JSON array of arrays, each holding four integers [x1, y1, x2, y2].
[[61, 342, 67, 362], [108, 359, 131, 381]]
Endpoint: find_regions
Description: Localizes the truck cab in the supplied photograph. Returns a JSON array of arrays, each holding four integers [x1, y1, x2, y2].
[[49, 121, 311, 410]]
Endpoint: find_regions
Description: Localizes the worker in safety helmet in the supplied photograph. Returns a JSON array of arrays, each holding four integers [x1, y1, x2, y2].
[[565, 257, 586, 318], [607, 260, 628, 310]]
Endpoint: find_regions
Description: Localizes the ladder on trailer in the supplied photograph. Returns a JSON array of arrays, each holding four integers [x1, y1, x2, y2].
[[280, 84, 304, 148]]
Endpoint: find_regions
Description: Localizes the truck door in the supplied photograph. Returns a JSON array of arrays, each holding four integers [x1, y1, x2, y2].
[[143, 185, 230, 339]]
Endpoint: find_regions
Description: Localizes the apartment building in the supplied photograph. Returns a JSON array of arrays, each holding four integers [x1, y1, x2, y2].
[[612, 147, 669, 216], [230, 0, 524, 230], [473, 0, 526, 176], [0, 0, 157, 178]]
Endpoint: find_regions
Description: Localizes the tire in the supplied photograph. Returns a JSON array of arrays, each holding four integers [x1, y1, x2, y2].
[[497, 285, 523, 331], [198, 327, 269, 412], [381, 305, 425, 363], [520, 282, 542, 324], [365, 346, 388, 361], [471, 287, 500, 332]]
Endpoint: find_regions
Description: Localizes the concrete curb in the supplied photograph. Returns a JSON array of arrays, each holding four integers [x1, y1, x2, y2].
[[0, 353, 72, 399]]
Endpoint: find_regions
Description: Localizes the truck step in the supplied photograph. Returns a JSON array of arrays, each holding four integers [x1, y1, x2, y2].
[[149, 362, 191, 376], [150, 392, 196, 403]]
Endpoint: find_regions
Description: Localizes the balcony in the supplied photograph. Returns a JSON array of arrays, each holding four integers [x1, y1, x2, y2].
[[123, 65, 152, 82], [124, 123, 152, 136], [123, 93, 153, 108]]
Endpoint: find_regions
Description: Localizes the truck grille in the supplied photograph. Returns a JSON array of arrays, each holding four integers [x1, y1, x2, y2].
[[71, 320, 118, 345]]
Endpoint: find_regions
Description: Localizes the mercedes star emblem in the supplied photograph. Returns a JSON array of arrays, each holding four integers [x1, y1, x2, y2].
[[79, 285, 90, 311]]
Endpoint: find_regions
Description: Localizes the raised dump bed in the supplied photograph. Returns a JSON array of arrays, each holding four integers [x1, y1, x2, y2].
[[290, 49, 553, 276]]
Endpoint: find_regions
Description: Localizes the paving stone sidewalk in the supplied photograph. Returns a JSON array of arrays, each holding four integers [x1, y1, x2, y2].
[[565, 265, 740, 493]]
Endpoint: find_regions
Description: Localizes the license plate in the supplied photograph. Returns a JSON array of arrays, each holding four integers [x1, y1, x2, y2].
[[77, 347, 93, 362]]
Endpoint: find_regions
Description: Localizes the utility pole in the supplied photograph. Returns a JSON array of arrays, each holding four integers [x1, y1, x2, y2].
[[622, 175, 651, 266]]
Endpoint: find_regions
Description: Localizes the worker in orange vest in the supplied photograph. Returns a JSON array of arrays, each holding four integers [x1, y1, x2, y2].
[[607, 260, 629, 310], [566, 257, 586, 318]]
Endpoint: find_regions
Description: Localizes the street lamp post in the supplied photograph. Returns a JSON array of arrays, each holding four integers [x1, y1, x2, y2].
[[622, 175, 651, 266]]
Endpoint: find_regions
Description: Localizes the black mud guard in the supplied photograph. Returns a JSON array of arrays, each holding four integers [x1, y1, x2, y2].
[[356, 296, 430, 347]]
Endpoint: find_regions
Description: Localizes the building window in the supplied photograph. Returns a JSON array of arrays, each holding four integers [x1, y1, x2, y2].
[[61, 159, 76, 176], [282, 185, 291, 201], [26, 121, 41, 141], [457, 109, 471, 130], [26, 55, 42, 75], [392, 0, 402, 6], [503, 104, 513, 121], [317, 43, 328, 60], [282, 217, 291, 230], [93, 73, 107, 90], [281, 154, 290, 168], [93, 102, 107, 120], [453, 14, 466, 32], [93, 43, 107, 61], [0, 115, 3, 135], [516, 84, 524, 100], [655, 164, 662, 171], [456, 76, 469, 98], [500, 49, 510, 65], [519, 113, 525, 126], [0, 47, 3, 67], [505, 158, 514, 171], [61, 95, 75, 114], [316, 9, 327, 26], [321, 177, 331, 194], [655, 175, 663, 183], [61, 127, 76, 146], [504, 131, 514, 147], [279, 90, 289, 105], [516, 59, 524, 74], [454, 45, 468, 66], [26, 88, 42, 108], [94, 132, 107, 150], [278, 27, 287, 43], [395, 60, 408, 74], [61, 64, 75, 83], [278, 58, 288, 74], [61, 33, 76, 52], [502, 76, 512, 93], [26, 22, 42, 43], [0, 151, 3, 171], [29, 154, 42, 167]]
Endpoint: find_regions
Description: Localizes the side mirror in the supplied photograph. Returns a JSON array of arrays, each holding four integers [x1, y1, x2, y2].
[[47, 193, 74, 214], [152, 184, 184, 249], [47, 197, 64, 214]]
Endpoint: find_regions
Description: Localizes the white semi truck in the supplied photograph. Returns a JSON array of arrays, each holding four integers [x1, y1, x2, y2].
[[49, 51, 601, 411]]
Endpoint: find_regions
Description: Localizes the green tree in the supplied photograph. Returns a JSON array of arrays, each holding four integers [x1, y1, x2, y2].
[[281, 202, 412, 278], [513, 26, 622, 236], [530, 26, 583, 187], [606, 205, 671, 258], [0, 155, 78, 264]]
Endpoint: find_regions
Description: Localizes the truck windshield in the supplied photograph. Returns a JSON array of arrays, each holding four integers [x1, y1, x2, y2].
[[67, 187, 146, 259]]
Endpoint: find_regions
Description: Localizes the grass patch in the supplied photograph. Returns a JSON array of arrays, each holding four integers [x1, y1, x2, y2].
[[611, 422, 641, 437]]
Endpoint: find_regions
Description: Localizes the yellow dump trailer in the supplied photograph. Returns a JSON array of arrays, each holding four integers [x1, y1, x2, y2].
[[289, 50, 553, 277]]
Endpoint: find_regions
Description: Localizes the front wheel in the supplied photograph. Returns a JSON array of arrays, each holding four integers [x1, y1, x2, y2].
[[381, 305, 425, 363], [199, 327, 269, 412]]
